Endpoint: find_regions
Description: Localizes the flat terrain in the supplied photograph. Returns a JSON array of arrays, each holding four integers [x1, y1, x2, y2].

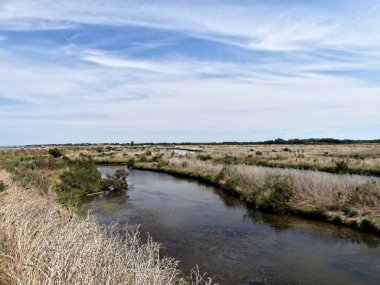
[[1, 143, 379, 234]]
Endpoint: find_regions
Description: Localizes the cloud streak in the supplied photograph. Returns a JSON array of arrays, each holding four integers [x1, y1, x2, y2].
[[0, 0, 379, 144]]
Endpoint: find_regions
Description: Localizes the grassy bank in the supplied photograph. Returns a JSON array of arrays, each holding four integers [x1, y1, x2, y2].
[[133, 158, 380, 235], [0, 158, 215, 284]]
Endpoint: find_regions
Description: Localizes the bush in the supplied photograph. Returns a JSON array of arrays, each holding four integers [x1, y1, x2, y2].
[[197, 154, 212, 161], [55, 158, 68, 169], [13, 168, 52, 193], [348, 182, 380, 207], [59, 160, 102, 205], [335, 160, 348, 173], [255, 151, 263, 156], [215, 165, 228, 182], [0, 180, 6, 192], [127, 158, 135, 168], [224, 178, 236, 190], [33, 157, 56, 169], [222, 155, 235, 164], [181, 161, 188, 168], [102, 169, 128, 192], [58, 188, 87, 207], [48, 148, 63, 158], [150, 154, 164, 163], [263, 175, 294, 212]]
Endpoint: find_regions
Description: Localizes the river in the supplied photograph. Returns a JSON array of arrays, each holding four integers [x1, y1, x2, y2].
[[81, 167, 380, 285]]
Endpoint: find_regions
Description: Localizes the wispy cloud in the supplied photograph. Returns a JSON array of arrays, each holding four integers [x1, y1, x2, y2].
[[81, 50, 179, 74], [2, 1, 380, 52], [0, 0, 379, 144]]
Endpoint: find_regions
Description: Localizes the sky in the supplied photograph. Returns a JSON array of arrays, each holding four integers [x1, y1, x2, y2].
[[0, 0, 380, 145]]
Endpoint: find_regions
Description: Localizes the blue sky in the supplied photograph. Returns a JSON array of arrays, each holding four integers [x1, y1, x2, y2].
[[0, 0, 380, 145]]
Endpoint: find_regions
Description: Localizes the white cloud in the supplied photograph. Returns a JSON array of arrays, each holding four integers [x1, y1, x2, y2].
[[1, 43, 379, 144], [0, 1, 379, 144], [81, 50, 180, 74], [1, 0, 380, 53]]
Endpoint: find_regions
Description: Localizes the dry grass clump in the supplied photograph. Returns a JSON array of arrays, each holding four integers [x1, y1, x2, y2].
[[0, 171, 214, 285], [168, 158, 223, 176], [164, 158, 380, 217], [225, 164, 357, 201]]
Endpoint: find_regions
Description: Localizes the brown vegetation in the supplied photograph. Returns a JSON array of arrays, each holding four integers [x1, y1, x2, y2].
[[0, 170, 215, 285]]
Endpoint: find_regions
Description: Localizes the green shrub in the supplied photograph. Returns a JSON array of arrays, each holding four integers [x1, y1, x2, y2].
[[348, 182, 380, 207], [0, 180, 6, 192], [197, 154, 212, 161], [102, 169, 128, 192], [55, 158, 68, 169], [246, 188, 264, 204], [335, 160, 348, 173], [215, 165, 228, 182], [263, 175, 294, 212], [48, 148, 63, 158], [224, 177, 239, 190], [217, 155, 235, 165], [331, 191, 345, 210], [60, 160, 102, 197], [255, 151, 263, 156], [58, 188, 87, 208], [127, 158, 135, 168]]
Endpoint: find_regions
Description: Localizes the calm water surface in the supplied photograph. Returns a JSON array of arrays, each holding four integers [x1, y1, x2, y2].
[[81, 167, 380, 285]]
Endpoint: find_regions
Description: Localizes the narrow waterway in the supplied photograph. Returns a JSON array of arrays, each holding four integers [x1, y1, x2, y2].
[[81, 167, 380, 285]]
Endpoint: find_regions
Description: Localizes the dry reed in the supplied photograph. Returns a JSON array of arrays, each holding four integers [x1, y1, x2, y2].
[[166, 158, 380, 211], [0, 170, 215, 285]]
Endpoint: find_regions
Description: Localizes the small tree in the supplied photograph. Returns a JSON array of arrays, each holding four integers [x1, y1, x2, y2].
[[48, 148, 63, 158]]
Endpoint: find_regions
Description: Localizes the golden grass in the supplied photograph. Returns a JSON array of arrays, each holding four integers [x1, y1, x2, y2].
[[197, 144, 380, 174], [0, 170, 215, 285], [151, 157, 380, 230]]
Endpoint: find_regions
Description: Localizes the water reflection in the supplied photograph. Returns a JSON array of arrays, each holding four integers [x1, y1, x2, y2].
[[243, 209, 380, 248]]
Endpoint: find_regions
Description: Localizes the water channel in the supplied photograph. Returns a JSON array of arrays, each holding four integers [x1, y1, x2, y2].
[[81, 167, 380, 285]]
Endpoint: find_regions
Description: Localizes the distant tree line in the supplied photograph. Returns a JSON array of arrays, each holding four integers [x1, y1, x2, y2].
[[132, 138, 380, 145], [18, 138, 380, 148]]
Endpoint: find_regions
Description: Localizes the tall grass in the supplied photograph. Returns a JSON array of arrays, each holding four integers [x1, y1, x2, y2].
[[166, 158, 380, 215], [0, 170, 215, 285]]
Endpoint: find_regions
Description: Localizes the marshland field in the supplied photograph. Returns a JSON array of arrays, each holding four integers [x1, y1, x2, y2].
[[1, 142, 380, 284]]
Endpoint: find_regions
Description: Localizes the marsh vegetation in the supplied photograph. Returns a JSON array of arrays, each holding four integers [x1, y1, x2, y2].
[[1, 143, 380, 284], [0, 148, 215, 285]]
